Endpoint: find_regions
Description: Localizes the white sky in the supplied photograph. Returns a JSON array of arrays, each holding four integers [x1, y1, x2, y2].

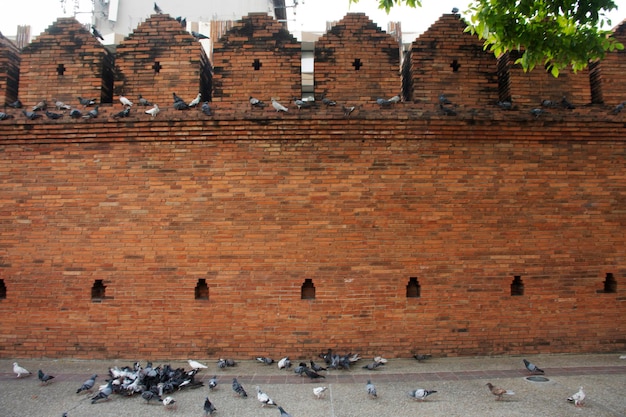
[[0, 0, 625, 40]]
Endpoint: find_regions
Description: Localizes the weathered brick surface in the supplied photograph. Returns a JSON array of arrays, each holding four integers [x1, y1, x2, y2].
[[408, 14, 498, 107], [0, 113, 624, 360], [18, 18, 114, 108], [315, 13, 400, 109], [0, 31, 20, 106], [212, 13, 301, 112], [114, 13, 211, 109], [592, 20, 626, 105]]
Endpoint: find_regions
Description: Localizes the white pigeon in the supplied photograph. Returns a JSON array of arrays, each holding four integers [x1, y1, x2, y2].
[[188, 359, 208, 370], [188, 93, 202, 107], [313, 386, 327, 399], [271, 98, 288, 112], [277, 356, 291, 369], [145, 104, 159, 118], [619, 355, 626, 359], [119, 96, 133, 107], [162, 396, 176, 408], [256, 386, 277, 407], [13, 362, 31, 377], [409, 388, 437, 401], [373, 356, 388, 364], [567, 386, 585, 407]]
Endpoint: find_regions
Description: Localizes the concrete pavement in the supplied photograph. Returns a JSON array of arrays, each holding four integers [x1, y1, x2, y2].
[[1, 353, 625, 417]]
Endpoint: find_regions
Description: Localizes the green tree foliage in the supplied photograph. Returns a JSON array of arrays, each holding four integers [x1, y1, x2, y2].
[[350, 0, 624, 76]]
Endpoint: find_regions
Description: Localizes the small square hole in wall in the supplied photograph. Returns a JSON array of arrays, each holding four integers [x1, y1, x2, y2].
[[511, 275, 524, 296], [406, 277, 420, 298], [91, 279, 106, 302], [0, 279, 6, 299], [602, 273, 617, 293], [195, 278, 209, 300], [301, 278, 315, 299]]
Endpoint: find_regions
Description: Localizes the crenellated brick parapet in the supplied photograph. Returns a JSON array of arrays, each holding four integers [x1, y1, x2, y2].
[[0, 31, 20, 106]]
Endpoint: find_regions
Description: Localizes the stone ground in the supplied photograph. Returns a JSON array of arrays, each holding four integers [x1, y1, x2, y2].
[[0, 353, 625, 417]]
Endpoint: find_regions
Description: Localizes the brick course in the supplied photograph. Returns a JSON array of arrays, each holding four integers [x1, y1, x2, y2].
[[0, 31, 20, 106]]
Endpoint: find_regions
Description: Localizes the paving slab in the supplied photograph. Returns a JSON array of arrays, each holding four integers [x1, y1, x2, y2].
[[0, 353, 625, 417]]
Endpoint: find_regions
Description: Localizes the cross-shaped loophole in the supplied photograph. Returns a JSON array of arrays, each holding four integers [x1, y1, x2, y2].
[[56, 64, 66, 75], [450, 59, 461, 72], [252, 59, 262, 70], [152, 61, 162, 74], [352, 58, 363, 70]]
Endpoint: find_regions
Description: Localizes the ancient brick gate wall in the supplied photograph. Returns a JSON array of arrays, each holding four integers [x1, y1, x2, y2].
[[0, 116, 624, 360]]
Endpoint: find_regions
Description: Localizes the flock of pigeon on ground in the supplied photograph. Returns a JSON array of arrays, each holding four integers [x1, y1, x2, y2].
[[8, 352, 591, 416]]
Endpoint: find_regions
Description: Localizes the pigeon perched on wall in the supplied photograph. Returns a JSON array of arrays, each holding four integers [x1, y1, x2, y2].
[[366, 380, 377, 398], [278, 357, 291, 370], [153, 2, 162, 14], [611, 102, 625, 114], [278, 406, 293, 417], [0, 112, 15, 120], [91, 380, 113, 403], [69, 109, 83, 119], [322, 96, 336, 106], [32, 100, 47, 111], [203, 396, 217, 415], [38, 369, 55, 385], [76, 374, 98, 394], [7, 99, 22, 108], [91, 26, 104, 40], [78, 97, 96, 107], [173, 100, 189, 110], [145, 104, 160, 118], [138, 95, 152, 106], [293, 97, 312, 110], [188, 359, 208, 370], [256, 357, 274, 365], [172, 92, 185, 103], [256, 386, 277, 407], [567, 386, 585, 407], [22, 110, 42, 120], [497, 100, 513, 110], [271, 98, 288, 112], [250, 96, 266, 108], [191, 31, 209, 40], [45, 110, 64, 119], [54, 100, 71, 110], [530, 108, 545, 117], [523, 359, 544, 374], [409, 388, 437, 401], [13, 362, 31, 377], [440, 104, 457, 116], [561, 96, 575, 109], [486, 382, 514, 400], [313, 386, 327, 399], [119, 96, 133, 107], [342, 105, 356, 117], [188, 93, 201, 107], [112, 107, 131, 119], [232, 378, 247, 397], [83, 106, 99, 119], [439, 93, 452, 105]]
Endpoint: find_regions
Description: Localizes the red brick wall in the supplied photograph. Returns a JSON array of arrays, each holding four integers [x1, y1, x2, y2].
[[315, 13, 400, 108], [18, 18, 114, 107], [409, 14, 498, 107], [0, 32, 20, 105], [212, 13, 301, 113], [0, 114, 624, 360], [593, 20, 626, 105], [114, 13, 210, 109]]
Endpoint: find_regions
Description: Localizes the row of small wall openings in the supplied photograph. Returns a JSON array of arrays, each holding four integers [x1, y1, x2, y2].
[[0, 275, 618, 302]]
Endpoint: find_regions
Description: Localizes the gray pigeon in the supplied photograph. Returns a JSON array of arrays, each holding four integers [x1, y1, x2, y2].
[[322, 96, 336, 106], [232, 378, 247, 397], [497, 101, 513, 110], [366, 379, 377, 398], [208, 375, 218, 390], [611, 102, 625, 114], [0, 112, 15, 120], [413, 354, 432, 362], [45, 110, 64, 119], [76, 374, 98, 393], [530, 108, 545, 117], [201, 102, 212, 116], [293, 97, 312, 110], [22, 110, 42, 120], [112, 107, 131, 119], [8, 99, 22, 108], [137, 95, 152, 106], [362, 361, 383, 370], [69, 109, 83, 119], [38, 369, 55, 384], [440, 104, 456, 116], [91, 380, 113, 403], [192, 31, 209, 40], [250, 97, 266, 108], [173, 100, 189, 110], [523, 359, 544, 374], [439, 93, 452, 105], [32, 100, 47, 111], [278, 406, 293, 417], [561, 96, 575, 109], [409, 388, 437, 401], [342, 105, 356, 117], [256, 357, 274, 365], [172, 92, 185, 103], [141, 390, 160, 403], [154, 2, 162, 14], [83, 106, 99, 119], [204, 396, 217, 415], [77, 97, 96, 107]]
